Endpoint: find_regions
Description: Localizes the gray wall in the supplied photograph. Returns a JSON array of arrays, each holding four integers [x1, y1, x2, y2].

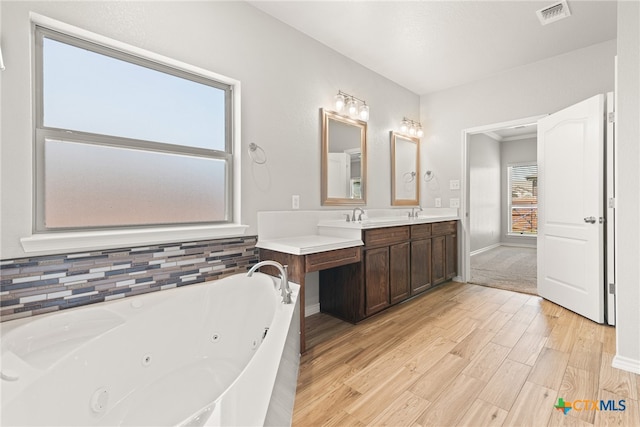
[[500, 137, 537, 247], [0, 1, 419, 259], [468, 133, 501, 253]]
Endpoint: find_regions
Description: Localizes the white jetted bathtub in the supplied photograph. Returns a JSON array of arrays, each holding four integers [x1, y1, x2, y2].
[[0, 271, 300, 426]]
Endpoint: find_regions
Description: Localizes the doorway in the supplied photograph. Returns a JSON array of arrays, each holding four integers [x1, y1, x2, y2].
[[461, 115, 545, 294]]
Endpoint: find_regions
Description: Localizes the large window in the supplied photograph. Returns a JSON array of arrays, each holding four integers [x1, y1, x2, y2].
[[508, 163, 538, 235], [34, 26, 234, 231]]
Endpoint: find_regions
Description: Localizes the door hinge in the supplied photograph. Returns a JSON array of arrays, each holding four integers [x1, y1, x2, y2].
[[608, 112, 616, 123], [608, 197, 616, 209], [609, 283, 615, 295]]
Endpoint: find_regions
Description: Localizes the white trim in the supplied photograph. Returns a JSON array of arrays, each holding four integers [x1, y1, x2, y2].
[[305, 303, 320, 317], [470, 243, 501, 257], [461, 115, 546, 282], [20, 224, 249, 254], [612, 354, 640, 374], [24, 13, 245, 253], [501, 242, 537, 249], [30, 13, 239, 87]]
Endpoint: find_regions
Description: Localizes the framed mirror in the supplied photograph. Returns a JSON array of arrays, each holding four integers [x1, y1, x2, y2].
[[321, 109, 367, 206], [391, 131, 420, 206]]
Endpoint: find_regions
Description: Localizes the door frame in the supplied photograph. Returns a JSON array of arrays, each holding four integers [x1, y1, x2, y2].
[[460, 115, 546, 283]]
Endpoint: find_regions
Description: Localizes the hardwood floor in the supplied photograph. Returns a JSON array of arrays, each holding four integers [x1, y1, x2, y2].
[[292, 282, 640, 426]]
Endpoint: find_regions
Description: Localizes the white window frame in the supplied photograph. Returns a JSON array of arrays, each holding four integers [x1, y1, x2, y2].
[[21, 13, 246, 253], [507, 161, 538, 237]]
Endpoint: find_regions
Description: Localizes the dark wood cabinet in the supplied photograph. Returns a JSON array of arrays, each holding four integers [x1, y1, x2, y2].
[[320, 220, 458, 324], [432, 235, 446, 285], [390, 242, 410, 304], [364, 247, 391, 316], [445, 232, 458, 280], [411, 238, 432, 294]]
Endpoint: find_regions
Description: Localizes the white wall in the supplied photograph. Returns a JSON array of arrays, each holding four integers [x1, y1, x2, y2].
[[614, 0, 640, 373], [419, 39, 616, 208], [500, 137, 537, 247], [0, 1, 419, 259], [468, 133, 501, 253]]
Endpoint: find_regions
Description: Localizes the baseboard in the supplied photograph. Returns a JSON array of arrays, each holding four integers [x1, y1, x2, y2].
[[305, 303, 320, 317], [501, 242, 537, 249], [470, 243, 501, 257], [612, 354, 640, 374]]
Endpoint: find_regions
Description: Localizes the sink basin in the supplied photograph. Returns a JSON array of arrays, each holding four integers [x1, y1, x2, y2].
[[318, 214, 459, 231], [360, 217, 409, 226]]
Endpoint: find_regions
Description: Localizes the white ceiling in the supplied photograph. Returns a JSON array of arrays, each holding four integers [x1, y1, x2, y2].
[[485, 123, 538, 142], [249, 0, 618, 95]]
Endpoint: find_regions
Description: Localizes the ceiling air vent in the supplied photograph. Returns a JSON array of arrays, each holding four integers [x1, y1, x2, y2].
[[536, 0, 571, 25]]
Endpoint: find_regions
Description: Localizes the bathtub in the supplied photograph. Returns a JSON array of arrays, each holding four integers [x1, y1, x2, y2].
[[0, 271, 300, 426]]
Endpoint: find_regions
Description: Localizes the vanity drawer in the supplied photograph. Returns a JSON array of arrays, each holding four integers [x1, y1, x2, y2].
[[305, 246, 361, 272], [432, 221, 457, 235], [364, 226, 410, 247], [411, 224, 432, 239]]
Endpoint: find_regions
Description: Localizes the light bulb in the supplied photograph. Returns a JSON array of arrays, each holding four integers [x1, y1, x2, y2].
[[409, 125, 416, 136], [334, 93, 345, 112], [417, 126, 424, 137], [359, 104, 369, 121], [401, 119, 409, 133], [347, 98, 358, 118]]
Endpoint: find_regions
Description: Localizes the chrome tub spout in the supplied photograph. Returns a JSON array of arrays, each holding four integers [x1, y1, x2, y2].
[[247, 261, 292, 304]]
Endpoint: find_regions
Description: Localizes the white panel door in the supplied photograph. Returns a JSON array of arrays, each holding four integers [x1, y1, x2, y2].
[[537, 94, 605, 323]]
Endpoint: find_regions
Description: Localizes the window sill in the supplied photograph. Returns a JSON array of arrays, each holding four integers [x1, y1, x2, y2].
[[506, 233, 537, 238], [20, 224, 250, 254]]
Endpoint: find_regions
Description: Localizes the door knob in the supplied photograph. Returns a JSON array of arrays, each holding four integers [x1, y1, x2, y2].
[[584, 216, 596, 224]]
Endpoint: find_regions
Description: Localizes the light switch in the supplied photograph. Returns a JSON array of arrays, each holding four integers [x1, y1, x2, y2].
[[450, 180, 460, 190], [435, 198, 442, 207], [450, 198, 460, 208]]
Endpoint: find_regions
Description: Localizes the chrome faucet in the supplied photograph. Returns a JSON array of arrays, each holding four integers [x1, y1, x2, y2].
[[247, 260, 292, 304], [409, 206, 423, 218], [351, 207, 365, 222]]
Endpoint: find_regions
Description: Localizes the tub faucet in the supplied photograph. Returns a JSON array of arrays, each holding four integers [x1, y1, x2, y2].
[[351, 207, 365, 222], [247, 261, 292, 304]]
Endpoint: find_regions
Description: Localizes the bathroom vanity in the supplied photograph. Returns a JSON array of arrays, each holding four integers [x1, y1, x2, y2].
[[255, 210, 459, 353], [318, 220, 457, 323]]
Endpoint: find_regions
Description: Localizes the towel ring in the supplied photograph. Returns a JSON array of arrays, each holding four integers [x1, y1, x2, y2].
[[403, 171, 416, 183], [248, 143, 267, 165]]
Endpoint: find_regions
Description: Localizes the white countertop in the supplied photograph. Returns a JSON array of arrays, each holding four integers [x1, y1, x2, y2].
[[255, 209, 459, 256], [256, 234, 364, 256], [317, 214, 460, 230]]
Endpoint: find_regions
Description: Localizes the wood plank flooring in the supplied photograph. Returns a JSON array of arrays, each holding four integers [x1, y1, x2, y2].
[[292, 282, 640, 426]]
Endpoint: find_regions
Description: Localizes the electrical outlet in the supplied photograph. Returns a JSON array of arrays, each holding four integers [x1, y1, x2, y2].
[[435, 198, 441, 207], [449, 180, 460, 190], [292, 195, 300, 210], [450, 198, 460, 208]]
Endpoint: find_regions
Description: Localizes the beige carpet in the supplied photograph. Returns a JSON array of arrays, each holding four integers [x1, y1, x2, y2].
[[470, 245, 537, 295]]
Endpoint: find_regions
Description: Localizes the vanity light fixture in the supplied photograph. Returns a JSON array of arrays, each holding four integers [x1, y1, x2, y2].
[[334, 90, 369, 122], [400, 118, 424, 138]]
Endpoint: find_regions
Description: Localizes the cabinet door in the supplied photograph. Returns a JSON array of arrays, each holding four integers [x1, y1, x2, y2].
[[432, 235, 446, 285], [445, 233, 457, 279], [364, 247, 390, 316], [410, 238, 432, 295], [390, 242, 410, 304]]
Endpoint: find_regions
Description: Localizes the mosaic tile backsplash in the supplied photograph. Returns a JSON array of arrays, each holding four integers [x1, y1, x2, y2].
[[0, 236, 259, 322]]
